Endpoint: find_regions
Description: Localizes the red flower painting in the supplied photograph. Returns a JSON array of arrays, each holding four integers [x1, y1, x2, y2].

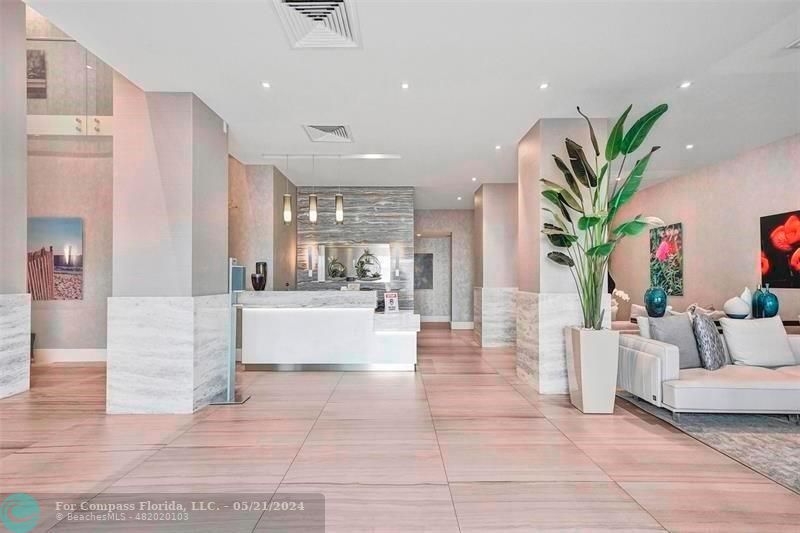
[[760, 210, 800, 288]]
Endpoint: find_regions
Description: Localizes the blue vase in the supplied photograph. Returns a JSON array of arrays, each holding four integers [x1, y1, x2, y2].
[[762, 285, 779, 318], [644, 287, 668, 317], [751, 286, 765, 319]]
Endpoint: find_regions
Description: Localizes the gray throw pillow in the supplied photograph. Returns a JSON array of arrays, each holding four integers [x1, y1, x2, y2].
[[649, 315, 702, 369], [692, 313, 726, 370]]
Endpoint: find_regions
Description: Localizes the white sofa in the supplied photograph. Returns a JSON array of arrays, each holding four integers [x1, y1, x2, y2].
[[618, 333, 800, 415]]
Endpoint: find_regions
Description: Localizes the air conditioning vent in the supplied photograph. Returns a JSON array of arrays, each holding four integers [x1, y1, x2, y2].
[[304, 125, 353, 143], [273, 0, 360, 48], [786, 38, 800, 50]]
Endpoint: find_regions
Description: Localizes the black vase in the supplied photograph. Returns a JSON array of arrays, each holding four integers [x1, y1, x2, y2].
[[251, 273, 266, 291], [256, 261, 268, 277]]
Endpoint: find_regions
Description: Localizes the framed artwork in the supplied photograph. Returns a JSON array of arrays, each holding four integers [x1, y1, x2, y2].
[[27, 50, 47, 99], [760, 210, 800, 288], [649, 222, 683, 296], [27, 217, 84, 300], [414, 253, 433, 289]]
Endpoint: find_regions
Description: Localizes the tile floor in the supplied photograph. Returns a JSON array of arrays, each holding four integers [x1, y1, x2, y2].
[[1, 327, 799, 531]]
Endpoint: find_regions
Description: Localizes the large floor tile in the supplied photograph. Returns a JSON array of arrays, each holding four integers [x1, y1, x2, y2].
[[450, 481, 665, 532], [264, 484, 460, 532], [106, 446, 292, 493], [621, 481, 800, 532], [166, 419, 313, 448], [283, 420, 446, 485]]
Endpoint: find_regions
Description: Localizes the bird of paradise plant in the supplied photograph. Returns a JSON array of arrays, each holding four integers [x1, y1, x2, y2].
[[542, 104, 668, 330]]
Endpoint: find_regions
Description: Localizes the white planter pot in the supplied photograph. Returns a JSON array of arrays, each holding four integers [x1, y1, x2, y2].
[[564, 326, 620, 414]]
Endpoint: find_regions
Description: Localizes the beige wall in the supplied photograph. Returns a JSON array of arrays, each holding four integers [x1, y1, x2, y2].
[[28, 137, 112, 349], [474, 183, 518, 288], [113, 74, 228, 297], [517, 118, 610, 294], [611, 134, 800, 320], [228, 161, 296, 291], [191, 94, 229, 296], [0, 0, 28, 294], [272, 167, 296, 290], [517, 122, 542, 292], [415, 209, 474, 323]]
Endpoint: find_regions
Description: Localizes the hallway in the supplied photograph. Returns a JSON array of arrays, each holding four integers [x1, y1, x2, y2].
[[1, 327, 798, 531]]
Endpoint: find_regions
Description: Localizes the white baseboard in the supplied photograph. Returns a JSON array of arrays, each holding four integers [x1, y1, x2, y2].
[[34, 348, 107, 363], [420, 316, 451, 323], [450, 321, 475, 330]]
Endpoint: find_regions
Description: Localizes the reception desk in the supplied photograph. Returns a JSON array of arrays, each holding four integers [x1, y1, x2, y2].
[[238, 291, 420, 371]]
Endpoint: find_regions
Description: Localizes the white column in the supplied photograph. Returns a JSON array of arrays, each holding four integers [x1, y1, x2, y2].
[[0, 0, 31, 399], [107, 74, 229, 413], [516, 118, 610, 393]]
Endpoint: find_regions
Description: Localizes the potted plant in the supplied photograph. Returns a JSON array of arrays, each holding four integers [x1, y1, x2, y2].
[[542, 104, 667, 413]]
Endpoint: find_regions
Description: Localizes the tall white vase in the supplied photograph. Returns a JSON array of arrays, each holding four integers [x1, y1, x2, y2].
[[564, 327, 620, 414]]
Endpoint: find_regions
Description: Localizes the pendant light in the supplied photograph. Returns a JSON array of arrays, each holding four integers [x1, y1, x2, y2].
[[283, 155, 292, 225], [308, 156, 318, 224], [335, 155, 344, 224]]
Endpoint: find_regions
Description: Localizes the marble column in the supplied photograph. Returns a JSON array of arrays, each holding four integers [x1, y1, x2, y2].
[[472, 184, 518, 347], [0, 1, 31, 399], [107, 74, 229, 413], [516, 118, 611, 393]]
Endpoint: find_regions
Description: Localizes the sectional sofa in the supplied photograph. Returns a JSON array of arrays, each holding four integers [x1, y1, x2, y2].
[[617, 318, 800, 416]]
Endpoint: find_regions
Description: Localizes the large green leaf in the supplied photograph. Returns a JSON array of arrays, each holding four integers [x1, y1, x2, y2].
[[543, 207, 569, 231], [552, 155, 581, 197], [578, 215, 604, 230], [576, 106, 600, 157], [541, 189, 573, 223], [540, 180, 583, 212], [621, 104, 668, 155], [542, 224, 578, 247], [612, 216, 664, 237], [565, 138, 597, 187], [547, 251, 575, 267], [609, 146, 660, 214], [605, 105, 632, 162], [586, 241, 616, 257]]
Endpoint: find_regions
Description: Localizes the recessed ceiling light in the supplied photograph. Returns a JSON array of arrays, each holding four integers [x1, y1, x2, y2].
[[495, 145, 501, 150], [539, 82, 549, 90], [261, 81, 271, 89], [471, 177, 477, 182], [416, 233, 421, 237], [679, 80, 692, 89], [457, 196, 463, 201], [86, 64, 94, 70], [685, 144, 694, 150], [401, 82, 409, 90]]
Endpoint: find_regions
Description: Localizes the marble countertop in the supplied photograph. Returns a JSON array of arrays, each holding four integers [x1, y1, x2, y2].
[[373, 311, 420, 332], [236, 290, 377, 308]]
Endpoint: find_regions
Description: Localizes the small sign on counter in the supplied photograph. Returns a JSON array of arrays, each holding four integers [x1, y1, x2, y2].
[[384, 292, 399, 313]]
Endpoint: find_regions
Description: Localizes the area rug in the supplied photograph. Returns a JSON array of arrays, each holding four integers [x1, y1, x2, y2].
[[617, 393, 800, 494]]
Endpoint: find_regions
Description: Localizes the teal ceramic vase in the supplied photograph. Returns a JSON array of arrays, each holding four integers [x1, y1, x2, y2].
[[762, 284, 779, 318], [751, 286, 765, 319], [644, 287, 668, 317]]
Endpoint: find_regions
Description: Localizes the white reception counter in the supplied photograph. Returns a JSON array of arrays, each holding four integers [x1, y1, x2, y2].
[[238, 291, 420, 371]]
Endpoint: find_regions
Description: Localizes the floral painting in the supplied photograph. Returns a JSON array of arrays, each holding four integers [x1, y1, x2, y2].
[[760, 210, 800, 289], [649, 222, 683, 296]]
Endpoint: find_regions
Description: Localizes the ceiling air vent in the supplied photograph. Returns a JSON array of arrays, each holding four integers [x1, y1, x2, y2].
[[304, 125, 353, 143], [785, 38, 800, 50], [273, 0, 360, 48]]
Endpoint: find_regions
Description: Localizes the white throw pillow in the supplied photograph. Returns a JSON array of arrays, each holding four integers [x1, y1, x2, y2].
[[720, 316, 795, 367], [631, 304, 647, 319]]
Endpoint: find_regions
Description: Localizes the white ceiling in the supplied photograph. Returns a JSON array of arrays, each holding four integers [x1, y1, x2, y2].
[[26, 0, 800, 209]]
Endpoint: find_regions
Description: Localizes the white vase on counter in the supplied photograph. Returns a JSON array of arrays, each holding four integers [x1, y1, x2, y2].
[[565, 327, 620, 414]]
